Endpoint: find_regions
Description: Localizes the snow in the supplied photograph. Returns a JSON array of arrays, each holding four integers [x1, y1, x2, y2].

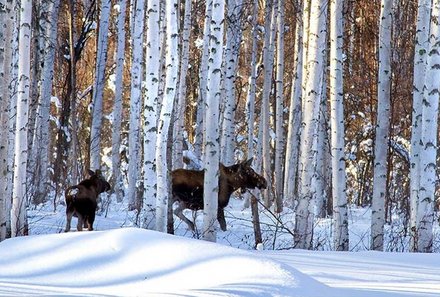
[[0, 228, 326, 296], [2, 200, 440, 296]]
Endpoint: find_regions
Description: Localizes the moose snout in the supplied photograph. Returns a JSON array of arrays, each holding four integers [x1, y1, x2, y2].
[[258, 178, 267, 190]]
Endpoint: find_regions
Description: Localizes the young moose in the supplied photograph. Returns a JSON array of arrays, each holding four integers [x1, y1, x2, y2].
[[64, 169, 110, 232], [171, 158, 267, 231]]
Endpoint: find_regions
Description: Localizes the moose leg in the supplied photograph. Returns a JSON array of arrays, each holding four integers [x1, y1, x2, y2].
[[174, 202, 195, 231], [76, 213, 84, 231], [65, 210, 74, 232], [87, 212, 95, 231], [217, 208, 227, 231]]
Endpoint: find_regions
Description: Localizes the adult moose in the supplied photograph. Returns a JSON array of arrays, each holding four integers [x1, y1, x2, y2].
[[171, 158, 267, 231], [64, 169, 110, 232]]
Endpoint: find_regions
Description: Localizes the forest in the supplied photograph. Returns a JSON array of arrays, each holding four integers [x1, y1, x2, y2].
[[0, 0, 438, 253]]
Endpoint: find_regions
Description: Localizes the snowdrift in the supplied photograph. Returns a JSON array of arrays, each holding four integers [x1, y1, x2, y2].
[[0, 228, 334, 296]]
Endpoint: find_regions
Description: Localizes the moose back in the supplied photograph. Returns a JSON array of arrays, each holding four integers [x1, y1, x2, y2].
[[171, 158, 267, 231], [64, 169, 110, 232]]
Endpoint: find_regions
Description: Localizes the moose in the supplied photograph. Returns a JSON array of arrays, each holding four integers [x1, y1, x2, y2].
[[171, 158, 267, 231], [64, 169, 111, 232]]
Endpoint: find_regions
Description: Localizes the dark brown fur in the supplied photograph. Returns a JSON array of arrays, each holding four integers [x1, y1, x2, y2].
[[171, 158, 267, 231], [64, 169, 111, 232]]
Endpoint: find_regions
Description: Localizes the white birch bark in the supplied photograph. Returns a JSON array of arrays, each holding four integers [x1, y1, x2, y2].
[[418, 0, 440, 253], [371, 0, 392, 251], [220, 0, 242, 166], [246, 0, 258, 159], [32, 0, 60, 203], [128, 0, 145, 210], [203, 0, 225, 243], [284, 0, 303, 208], [156, 0, 178, 232], [314, 76, 327, 217], [0, 0, 15, 240], [260, 0, 277, 207], [330, 0, 349, 251], [90, 0, 111, 170], [194, 1, 212, 160], [409, 0, 431, 252], [143, 0, 161, 225], [172, 0, 191, 170], [11, 0, 32, 237], [294, 0, 327, 250], [274, 0, 285, 212], [112, 0, 127, 202]]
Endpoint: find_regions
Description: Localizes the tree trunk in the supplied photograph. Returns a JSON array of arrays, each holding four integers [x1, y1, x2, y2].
[[172, 0, 192, 170], [11, 0, 32, 237], [32, 0, 60, 204], [127, 0, 145, 211], [90, 0, 111, 171], [220, 0, 243, 166], [246, 0, 258, 160], [284, 0, 303, 208], [409, 0, 431, 252], [194, 0, 212, 160], [294, 0, 327, 250], [156, 0, 179, 232], [112, 0, 127, 203], [274, 0, 285, 213], [203, 0, 225, 242], [142, 0, 161, 227], [417, 0, 440, 253], [371, 0, 392, 251], [260, 0, 277, 208], [0, 0, 15, 240], [330, 0, 349, 251]]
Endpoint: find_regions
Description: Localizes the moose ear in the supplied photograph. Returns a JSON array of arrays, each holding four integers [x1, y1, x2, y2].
[[95, 169, 102, 176], [243, 158, 253, 166], [87, 169, 95, 176]]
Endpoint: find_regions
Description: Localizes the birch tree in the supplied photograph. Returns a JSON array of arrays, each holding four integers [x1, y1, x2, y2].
[[260, 0, 277, 207], [32, 0, 60, 204], [284, 0, 303, 208], [417, 0, 440, 253], [220, 0, 243, 166], [112, 0, 127, 202], [11, 0, 32, 237], [156, 0, 178, 232], [294, 0, 327, 250], [127, 0, 145, 211], [246, 0, 259, 160], [0, 0, 15, 240], [143, 0, 161, 225], [90, 0, 111, 170], [203, 0, 225, 243], [173, 0, 191, 170], [194, 0, 212, 160], [409, 0, 431, 252], [274, 0, 285, 212], [371, 0, 392, 251], [330, 0, 349, 251]]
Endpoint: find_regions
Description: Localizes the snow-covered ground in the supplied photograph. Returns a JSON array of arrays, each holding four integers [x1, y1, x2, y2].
[[1, 197, 439, 296]]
